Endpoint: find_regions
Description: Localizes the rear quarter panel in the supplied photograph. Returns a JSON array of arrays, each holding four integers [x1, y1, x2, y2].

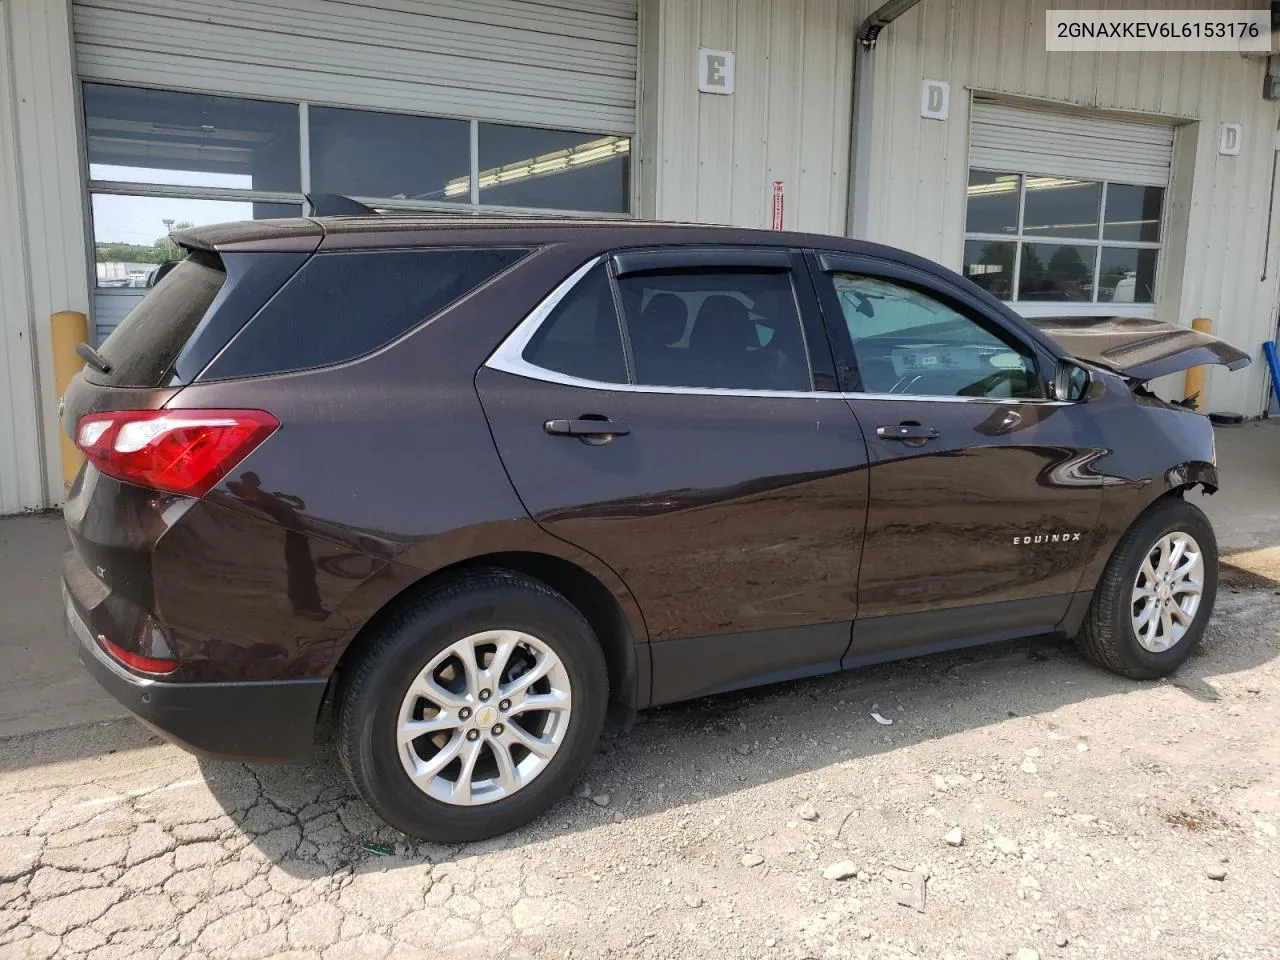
[[161, 241, 649, 679]]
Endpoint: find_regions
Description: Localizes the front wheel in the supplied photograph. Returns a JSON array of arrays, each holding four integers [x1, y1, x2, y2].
[[337, 570, 608, 841], [1076, 497, 1218, 680]]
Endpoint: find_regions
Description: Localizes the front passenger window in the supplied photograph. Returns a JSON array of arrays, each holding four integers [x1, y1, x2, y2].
[[831, 274, 1043, 399]]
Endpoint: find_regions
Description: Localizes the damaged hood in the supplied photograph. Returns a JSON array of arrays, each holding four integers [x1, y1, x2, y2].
[[1025, 315, 1252, 381]]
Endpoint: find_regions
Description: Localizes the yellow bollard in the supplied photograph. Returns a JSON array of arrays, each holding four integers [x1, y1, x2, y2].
[[1183, 317, 1213, 410], [50, 310, 89, 493]]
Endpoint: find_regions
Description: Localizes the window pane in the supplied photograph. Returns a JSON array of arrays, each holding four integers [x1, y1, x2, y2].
[[962, 239, 1016, 300], [97, 251, 225, 387], [83, 84, 299, 192], [831, 275, 1041, 399], [1022, 177, 1101, 239], [1098, 248, 1158, 303], [91, 194, 299, 288], [616, 271, 809, 391], [1104, 184, 1163, 242], [523, 266, 627, 383], [478, 124, 630, 212], [309, 106, 470, 203], [207, 249, 528, 379], [965, 171, 1020, 235], [1018, 242, 1097, 302]]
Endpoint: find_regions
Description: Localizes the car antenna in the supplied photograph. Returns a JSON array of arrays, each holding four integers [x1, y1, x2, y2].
[[75, 341, 112, 375], [306, 193, 378, 216]]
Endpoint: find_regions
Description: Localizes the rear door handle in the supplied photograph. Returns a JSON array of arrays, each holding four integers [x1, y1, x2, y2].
[[544, 418, 631, 439], [876, 423, 939, 442]]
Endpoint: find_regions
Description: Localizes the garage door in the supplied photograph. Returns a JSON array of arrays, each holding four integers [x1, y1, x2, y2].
[[969, 100, 1173, 187], [963, 100, 1173, 314], [72, 0, 638, 134]]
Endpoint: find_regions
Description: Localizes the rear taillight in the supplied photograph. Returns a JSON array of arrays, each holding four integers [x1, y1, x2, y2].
[[99, 635, 179, 675], [75, 409, 279, 497]]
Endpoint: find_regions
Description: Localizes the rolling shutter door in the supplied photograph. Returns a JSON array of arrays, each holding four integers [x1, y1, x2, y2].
[[969, 100, 1172, 187], [72, 0, 638, 134]]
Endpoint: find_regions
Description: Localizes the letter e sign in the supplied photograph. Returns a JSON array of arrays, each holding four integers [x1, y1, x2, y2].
[[698, 49, 735, 95], [921, 79, 950, 121]]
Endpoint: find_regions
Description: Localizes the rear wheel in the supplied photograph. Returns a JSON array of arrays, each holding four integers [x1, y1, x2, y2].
[[337, 569, 608, 841], [1076, 498, 1217, 680]]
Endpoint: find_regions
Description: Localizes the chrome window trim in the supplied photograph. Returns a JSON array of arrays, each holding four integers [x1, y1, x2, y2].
[[484, 256, 1069, 406], [841, 391, 1067, 406]]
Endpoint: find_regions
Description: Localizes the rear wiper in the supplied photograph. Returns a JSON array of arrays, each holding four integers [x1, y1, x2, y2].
[[75, 342, 112, 375]]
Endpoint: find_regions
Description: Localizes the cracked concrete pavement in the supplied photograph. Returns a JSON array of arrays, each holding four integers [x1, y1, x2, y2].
[[2, 579, 1279, 960], [0, 422, 1277, 959]]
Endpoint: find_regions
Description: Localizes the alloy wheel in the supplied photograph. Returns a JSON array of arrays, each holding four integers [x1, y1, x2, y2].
[[1131, 531, 1204, 653], [396, 630, 572, 806]]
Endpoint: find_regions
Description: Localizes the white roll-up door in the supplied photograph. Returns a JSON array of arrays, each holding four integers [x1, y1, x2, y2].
[[969, 100, 1173, 186], [72, 0, 638, 134]]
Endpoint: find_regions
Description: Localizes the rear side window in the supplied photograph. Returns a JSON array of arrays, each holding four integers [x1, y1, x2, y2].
[[521, 266, 626, 384], [203, 248, 527, 379], [615, 270, 811, 391], [97, 251, 226, 386]]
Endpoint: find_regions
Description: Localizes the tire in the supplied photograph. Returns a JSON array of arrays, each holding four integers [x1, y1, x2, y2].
[[1076, 497, 1218, 680], [337, 569, 608, 842]]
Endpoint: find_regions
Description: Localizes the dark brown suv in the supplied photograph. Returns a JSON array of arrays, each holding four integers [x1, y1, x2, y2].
[[63, 216, 1249, 840]]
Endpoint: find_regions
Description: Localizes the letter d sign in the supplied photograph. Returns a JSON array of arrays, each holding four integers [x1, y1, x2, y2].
[[921, 79, 950, 121], [1219, 123, 1241, 156]]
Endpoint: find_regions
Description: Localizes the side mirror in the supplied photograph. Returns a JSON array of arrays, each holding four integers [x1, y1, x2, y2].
[[1053, 362, 1091, 402]]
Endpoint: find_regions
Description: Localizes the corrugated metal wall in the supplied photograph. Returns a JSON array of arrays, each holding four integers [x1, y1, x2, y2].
[[865, 0, 1280, 415], [0, 0, 43, 515], [643, 0, 856, 234], [0, 0, 91, 514], [74, 0, 639, 134]]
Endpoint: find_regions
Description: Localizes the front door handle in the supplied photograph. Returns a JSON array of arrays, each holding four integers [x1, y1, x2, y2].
[[544, 418, 631, 442], [876, 422, 939, 444]]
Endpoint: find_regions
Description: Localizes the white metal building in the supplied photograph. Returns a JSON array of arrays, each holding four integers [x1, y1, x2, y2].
[[2, 0, 1278, 514]]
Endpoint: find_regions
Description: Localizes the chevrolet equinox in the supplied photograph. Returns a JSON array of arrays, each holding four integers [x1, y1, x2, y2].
[[63, 216, 1250, 840]]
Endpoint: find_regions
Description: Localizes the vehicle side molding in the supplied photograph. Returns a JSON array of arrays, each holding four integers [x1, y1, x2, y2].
[[648, 622, 851, 706], [845, 594, 1075, 666]]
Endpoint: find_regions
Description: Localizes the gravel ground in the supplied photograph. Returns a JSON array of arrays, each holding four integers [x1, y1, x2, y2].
[[1, 571, 1277, 960]]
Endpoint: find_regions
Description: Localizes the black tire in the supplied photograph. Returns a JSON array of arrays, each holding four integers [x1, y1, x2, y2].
[[337, 569, 608, 842], [1076, 497, 1218, 680]]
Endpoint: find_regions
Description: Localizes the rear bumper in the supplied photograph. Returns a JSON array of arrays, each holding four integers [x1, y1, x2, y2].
[[67, 586, 326, 762]]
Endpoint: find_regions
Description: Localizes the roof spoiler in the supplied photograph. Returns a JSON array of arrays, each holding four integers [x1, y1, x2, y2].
[[306, 193, 378, 216]]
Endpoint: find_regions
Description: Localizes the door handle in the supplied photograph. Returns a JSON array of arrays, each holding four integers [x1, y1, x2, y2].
[[544, 418, 631, 442], [876, 422, 939, 443]]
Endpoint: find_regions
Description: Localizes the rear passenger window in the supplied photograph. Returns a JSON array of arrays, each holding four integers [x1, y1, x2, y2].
[[616, 271, 810, 391], [203, 248, 526, 379], [522, 265, 627, 384]]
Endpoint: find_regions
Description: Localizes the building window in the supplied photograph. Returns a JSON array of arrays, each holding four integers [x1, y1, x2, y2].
[[83, 85, 303, 289], [83, 83, 631, 289], [476, 124, 630, 213], [963, 171, 1163, 312], [308, 107, 471, 204]]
